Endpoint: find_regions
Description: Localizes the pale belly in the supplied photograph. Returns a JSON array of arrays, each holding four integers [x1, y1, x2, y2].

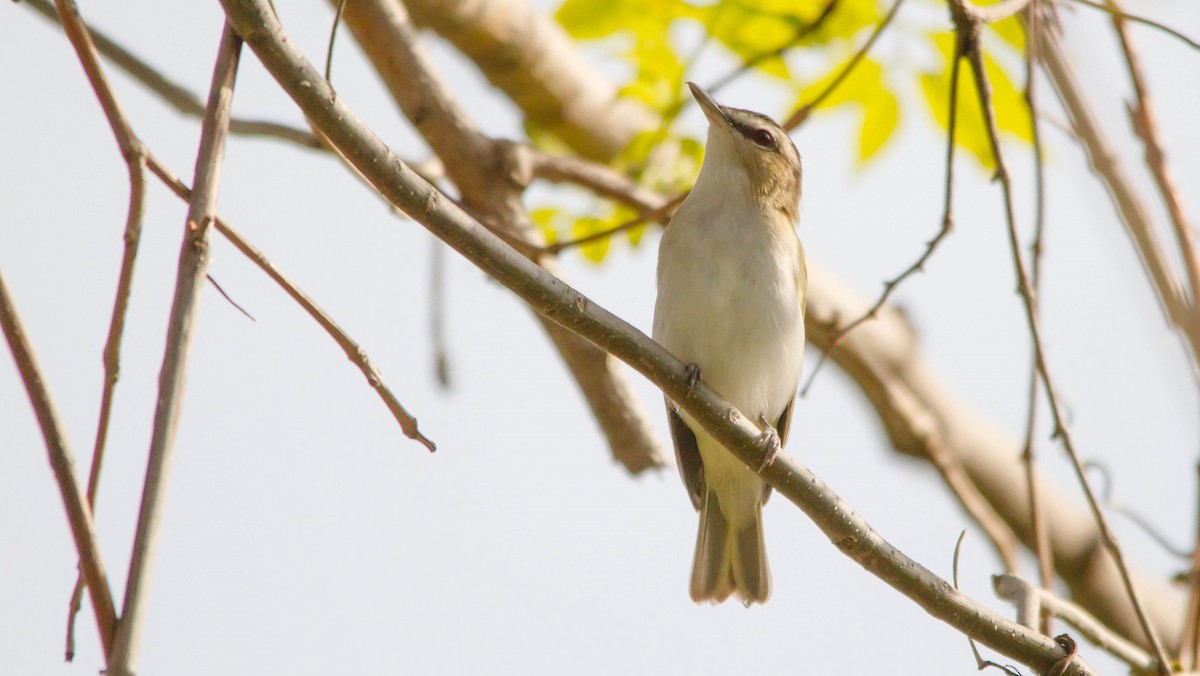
[[652, 230, 805, 423], [652, 224, 805, 523]]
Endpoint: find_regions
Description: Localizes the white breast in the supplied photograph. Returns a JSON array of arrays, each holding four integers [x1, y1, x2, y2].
[[652, 182, 805, 423]]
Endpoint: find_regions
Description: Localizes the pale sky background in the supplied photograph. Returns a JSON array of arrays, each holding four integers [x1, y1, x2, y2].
[[3, 1, 1199, 674]]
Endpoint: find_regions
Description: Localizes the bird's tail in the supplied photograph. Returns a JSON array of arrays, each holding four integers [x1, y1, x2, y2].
[[690, 489, 770, 604]]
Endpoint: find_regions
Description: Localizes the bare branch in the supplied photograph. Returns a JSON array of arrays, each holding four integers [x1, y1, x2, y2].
[[401, 0, 655, 161], [142, 154, 437, 452], [335, 0, 665, 473], [544, 193, 687, 256], [324, 0, 348, 87], [0, 271, 119, 660], [525, 148, 670, 221], [995, 575, 1156, 673], [216, 3, 1096, 671], [23, 0, 325, 151], [954, 532, 1023, 675], [107, 24, 242, 676], [800, 20, 959, 398], [1020, 1, 1054, 632], [1106, 0, 1200, 342], [491, 78, 1186, 648], [951, 0, 1172, 670], [1037, 22, 1195, 364], [1182, 465, 1200, 669], [1070, 0, 1200, 51], [430, 239, 452, 389], [41, 0, 148, 660]]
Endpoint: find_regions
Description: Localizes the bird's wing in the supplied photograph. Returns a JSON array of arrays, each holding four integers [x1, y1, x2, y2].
[[666, 403, 705, 512], [760, 395, 796, 504], [775, 395, 796, 448]]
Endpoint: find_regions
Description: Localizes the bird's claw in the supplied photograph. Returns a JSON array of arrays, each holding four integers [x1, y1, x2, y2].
[[755, 414, 780, 473], [685, 363, 702, 397]]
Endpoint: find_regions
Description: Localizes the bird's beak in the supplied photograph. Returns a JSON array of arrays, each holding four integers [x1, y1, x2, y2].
[[687, 82, 730, 128]]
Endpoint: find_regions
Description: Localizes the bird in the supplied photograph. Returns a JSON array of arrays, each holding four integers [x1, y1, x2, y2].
[[652, 82, 806, 605]]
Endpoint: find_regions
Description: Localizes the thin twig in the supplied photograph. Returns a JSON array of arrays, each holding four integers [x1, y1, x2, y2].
[[1084, 462, 1191, 560], [995, 575, 1156, 672], [800, 22, 962, 397], [952, 1, 1172, 671], [1106, 0, 1200, 355], [336, 0, 665, 474], [23, 0, 325, 151], [107, 23, 243, 676], [905, 392, 1019, 572], [430, 239, 452, 388], [141, 156, 436, 448], [953, 531, 1024, 675], [706, 0, 842, 94], [524, 147, 687, 262], [325, 0, 348, 88], [1019, 0, 1054, 636], [205, 274, 257, 321], [526, 147, 671, 221], [221, 2, 1101, 669], [1037, 23, 1193, 364], [783, 0, 907, 130], [542, 192, 687, 255], [1070, 0, 1200, 51], [1182, 464, 1200, 669], [45, 0, 147, 661], [0, 271, 120, 660]]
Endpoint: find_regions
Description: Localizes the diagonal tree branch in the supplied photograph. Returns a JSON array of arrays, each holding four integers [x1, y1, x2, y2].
[[401, 0, 655, 161], [141, 154, 437, 452], [23, 0, 324, 151], [218, 2, 1104, 672], [106, 22, 242, 676], [462, 83, 1187, 650], [951, 0, 1171, 669], [335, 0, 664, 473], [216, 2, 1095, 671], [0, 271, 119, 660], [1037, 18, 1197, 369], [1105, 0, 1200, 338], [42, 0, 149, 660]]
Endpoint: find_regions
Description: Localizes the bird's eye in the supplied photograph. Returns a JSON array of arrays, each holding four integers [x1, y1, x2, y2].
[[752, 128, 775, 149]]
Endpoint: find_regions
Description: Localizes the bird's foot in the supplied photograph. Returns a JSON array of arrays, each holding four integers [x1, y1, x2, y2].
[[685, 363, 702, 397], [754, 414, 780, 473]]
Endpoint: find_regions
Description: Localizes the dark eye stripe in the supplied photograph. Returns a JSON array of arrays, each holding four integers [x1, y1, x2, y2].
[[732, 119, 777, 150], [752, 128, 775, 148]]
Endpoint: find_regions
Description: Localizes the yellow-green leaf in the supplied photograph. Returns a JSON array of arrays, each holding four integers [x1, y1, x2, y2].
[[794, 57, 900, 164], [919, 32, 1031, 170], [557, 0, 638, 39], [859, 87, 898, 162], [572, 217, 612, 263], [530, 207, 561, 245]]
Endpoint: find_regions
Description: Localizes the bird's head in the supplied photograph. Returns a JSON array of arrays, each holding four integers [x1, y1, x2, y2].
[[687, 82, 802, 222]]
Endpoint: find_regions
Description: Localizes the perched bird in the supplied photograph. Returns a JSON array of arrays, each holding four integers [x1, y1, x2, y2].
[[652, 83, 807, 605]]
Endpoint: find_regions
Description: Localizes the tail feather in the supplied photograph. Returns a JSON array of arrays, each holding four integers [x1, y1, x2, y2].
[[733, 510, 770, 604], [691, 489, 733, 602], [691, 489, 770, 604]]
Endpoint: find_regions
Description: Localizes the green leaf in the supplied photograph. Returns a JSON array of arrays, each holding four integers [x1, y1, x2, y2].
[[794, 56, 900, 164], [571, 217, 612, 263], [556, 0, 636, 39], [859, 85, 898, 162], [919, 32, 1031, 170], [530, 207, 561, 245]]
